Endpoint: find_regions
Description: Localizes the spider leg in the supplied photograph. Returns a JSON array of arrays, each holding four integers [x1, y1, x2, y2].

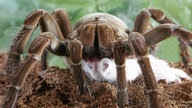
[[6, 10, 44, 76], [144, 24, 192, 48], [147, 8, 191, 67], [148, 9, 191, 67], [133, 8, 192, 69], [6, 9, 69, 76], [69, 39, 90, 95], [52, 9, 72, 39], [113, 40, 129, 107], [39, 9, 72, 70], [3, 32, 68, 108], [129, 32, 161, 108], [132, 10, 163, 107], [145, 24, 192, 69], [133, 9, 158, 56]]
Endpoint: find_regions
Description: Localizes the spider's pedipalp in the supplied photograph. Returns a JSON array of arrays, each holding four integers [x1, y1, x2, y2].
[[69, 39, 90, 95], [113, 40, 128, 107]]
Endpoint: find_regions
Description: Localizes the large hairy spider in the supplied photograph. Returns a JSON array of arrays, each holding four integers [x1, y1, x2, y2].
[[2, 8, 192, 108]]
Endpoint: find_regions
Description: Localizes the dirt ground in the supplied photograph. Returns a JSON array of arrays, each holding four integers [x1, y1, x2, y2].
[[0, 53, 192, 108]]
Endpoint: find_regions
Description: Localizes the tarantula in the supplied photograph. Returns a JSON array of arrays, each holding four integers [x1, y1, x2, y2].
[[2, 8, 192, 108]]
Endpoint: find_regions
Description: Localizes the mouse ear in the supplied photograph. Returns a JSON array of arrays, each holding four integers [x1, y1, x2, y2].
[[98, 58, 111, 73], [101, 60, 109, 72]]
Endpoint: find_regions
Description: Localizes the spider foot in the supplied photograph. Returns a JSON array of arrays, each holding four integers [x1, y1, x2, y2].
[[117, 88, 129, 107], [79, 84, 91, 96], [3, 86, 20, 108], [113, 40, 129, 107]]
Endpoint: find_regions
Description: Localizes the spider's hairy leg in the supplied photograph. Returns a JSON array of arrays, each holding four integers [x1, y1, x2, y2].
[[129, 32, 161, 108], [133, 9, 158, 56], [6, 9, 68, 75], [147, 8, 192, 68], [39, 10, 70, 70], [147, 8, 175, 24], [3, 32, 68, 108], [144, 24, 192, 47], [144, 23, 192, 69], [39, 11, 64, 40], [113, 40, 129, 107], [134, 8, 192, 69], [52, 9, 72, 39], [69, 39, 90, 95], [6, 10, 44, 76], [171, 25, 192, 65], [3, 35, 49, 108], [133, 9, 151, 34]]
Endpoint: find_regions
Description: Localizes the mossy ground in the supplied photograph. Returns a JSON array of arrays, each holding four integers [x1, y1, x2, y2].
[[0, 53, 192, 108]]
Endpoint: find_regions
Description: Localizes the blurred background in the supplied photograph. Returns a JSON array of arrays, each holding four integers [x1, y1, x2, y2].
[[0, 0, 192, 67]]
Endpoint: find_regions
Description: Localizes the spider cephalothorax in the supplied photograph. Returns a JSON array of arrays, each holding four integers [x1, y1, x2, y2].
[[3, 8, 192, 108], [70, 13, 130, 61]]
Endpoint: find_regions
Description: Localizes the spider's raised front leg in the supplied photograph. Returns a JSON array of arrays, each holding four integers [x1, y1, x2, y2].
[[3, 32, 68, 108]]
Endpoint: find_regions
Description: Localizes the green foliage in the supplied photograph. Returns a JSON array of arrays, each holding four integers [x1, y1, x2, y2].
[[0, 0, 40, 51], [38, 0, 124, 23]]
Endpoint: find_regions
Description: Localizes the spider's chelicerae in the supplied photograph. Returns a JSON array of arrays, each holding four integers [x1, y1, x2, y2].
[[3, 8, 192, 108]]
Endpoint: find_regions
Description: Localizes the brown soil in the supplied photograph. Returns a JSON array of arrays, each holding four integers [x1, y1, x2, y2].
[[0, 53, 192, 108]]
